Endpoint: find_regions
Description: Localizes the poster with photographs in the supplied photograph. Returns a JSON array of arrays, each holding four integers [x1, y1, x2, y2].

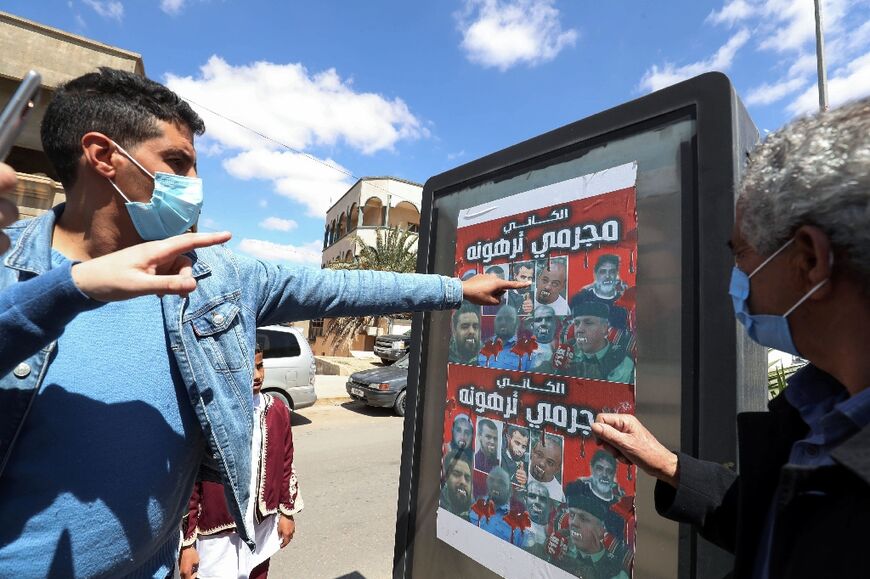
[[437, 162, 638, 579]]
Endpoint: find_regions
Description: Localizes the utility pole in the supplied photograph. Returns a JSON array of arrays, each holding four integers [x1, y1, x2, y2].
[[814, 0, 829, 111]]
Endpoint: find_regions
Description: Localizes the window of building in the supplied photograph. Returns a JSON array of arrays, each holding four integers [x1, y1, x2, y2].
[[308, 318, 325, 341]]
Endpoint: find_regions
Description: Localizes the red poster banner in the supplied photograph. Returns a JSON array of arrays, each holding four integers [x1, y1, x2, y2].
[[438, 163, 638, 579]]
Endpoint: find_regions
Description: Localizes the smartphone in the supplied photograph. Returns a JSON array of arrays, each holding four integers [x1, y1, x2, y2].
[[0, 70, 42, 161]]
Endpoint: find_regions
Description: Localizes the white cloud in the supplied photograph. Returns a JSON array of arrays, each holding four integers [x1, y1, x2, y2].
[[705, 0, 850, 53], [160, 0, 185, 14], [258, 199, 268, 208], [457, 0, 578, 71], [759, 0, 850, 54], [165, 56, 427, 155], [639, 29, 750, 92], [199, 216, 220, 230], [787, 52, 819, 78], [701, 0, 869, 109], [707, 0, 757, 26], [223, 149, 352, 216], [82, 0, 123, 20], [260, 216, 298, 232], [238, 238, 323, 265], [745, 76, 809, 105], [787, 50, 870, 115]]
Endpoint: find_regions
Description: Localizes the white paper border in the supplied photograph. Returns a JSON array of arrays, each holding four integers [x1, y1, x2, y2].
[[437, 508, 576, 579], [458, 161, 638, 229]]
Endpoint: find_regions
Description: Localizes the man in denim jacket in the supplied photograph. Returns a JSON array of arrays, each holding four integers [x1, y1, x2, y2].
[[0, 68, 521, 578]]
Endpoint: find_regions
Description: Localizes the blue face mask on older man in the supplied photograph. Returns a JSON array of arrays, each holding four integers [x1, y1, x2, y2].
[[729, 237, 831, 356], [105, 141, 203, 241]]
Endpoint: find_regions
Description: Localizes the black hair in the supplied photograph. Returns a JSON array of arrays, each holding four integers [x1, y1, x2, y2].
[[505, 424, 528, 439], [511, 261, 533, 275], [478, 418, 496, 435], [591, 449, 616, 469], [594, 254, 620, 272], [41, 67, 205, 187], [442, 448, 472, 474], [452, 301, 481, 329]]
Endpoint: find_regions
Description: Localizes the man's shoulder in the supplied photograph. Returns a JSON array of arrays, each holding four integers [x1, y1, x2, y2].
[[575, 286, 595, 298], [190, 243, 235, 264], [4, 216, 35, 235], [3, 212, 53, 252], [189, 244, 273, 282]]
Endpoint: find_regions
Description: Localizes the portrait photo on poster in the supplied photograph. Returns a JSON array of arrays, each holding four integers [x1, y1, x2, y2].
[[438, 162, 638, 579]]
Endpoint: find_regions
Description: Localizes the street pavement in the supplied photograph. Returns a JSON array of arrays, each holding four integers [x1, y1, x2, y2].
[[313, 374, 352, 404], [269, 399, 405, 579]]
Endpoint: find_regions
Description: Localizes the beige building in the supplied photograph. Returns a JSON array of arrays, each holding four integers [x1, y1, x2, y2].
[[321, 176, 422, 265], [310, 177, 422, 356], [0, 11, 144, 219]]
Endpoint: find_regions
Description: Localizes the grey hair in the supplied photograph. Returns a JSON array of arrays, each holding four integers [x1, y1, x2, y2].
[[738, 97, 870, 282], [488, 466, 511, 485]]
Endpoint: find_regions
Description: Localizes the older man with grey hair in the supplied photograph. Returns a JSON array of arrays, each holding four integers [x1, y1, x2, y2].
[[593, 98, 870, 579]]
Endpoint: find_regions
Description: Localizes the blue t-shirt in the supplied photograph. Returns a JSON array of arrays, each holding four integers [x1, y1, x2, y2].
[[0, 250, 204, 578]]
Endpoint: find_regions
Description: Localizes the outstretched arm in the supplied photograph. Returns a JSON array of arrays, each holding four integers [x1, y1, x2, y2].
[[593, 413, 740, 553], [0, 231, 232, 376], [241, 252, 529, 326]]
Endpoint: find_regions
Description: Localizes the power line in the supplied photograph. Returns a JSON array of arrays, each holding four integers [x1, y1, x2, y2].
[[180, 95, 425, 214]]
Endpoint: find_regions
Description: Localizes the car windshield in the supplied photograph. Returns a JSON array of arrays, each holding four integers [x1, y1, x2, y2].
[[395, 354, 410, 369]]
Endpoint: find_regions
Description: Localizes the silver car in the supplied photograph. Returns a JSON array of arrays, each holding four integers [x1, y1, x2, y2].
[[256, 325, 317, 410]]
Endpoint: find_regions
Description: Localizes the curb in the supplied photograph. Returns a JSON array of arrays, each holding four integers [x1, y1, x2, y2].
[[314, 395, 352, 406]]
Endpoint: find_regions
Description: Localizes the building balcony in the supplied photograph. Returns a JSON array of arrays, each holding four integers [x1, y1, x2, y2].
[[2, 171, 65, 220]]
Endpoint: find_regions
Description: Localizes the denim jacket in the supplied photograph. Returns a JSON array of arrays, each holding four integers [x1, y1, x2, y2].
[[0, 206, 462, 546]]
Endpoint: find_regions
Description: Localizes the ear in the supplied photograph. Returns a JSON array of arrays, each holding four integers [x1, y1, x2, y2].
[[792, 225, 833, 299], [81, 132, 118, 180]]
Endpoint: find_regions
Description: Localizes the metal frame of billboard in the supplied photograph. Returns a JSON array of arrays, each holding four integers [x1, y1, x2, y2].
[[394, 72, 764, 579]]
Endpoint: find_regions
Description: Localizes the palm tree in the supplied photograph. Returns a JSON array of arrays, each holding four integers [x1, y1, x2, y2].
[[325, 227, 418, 345]]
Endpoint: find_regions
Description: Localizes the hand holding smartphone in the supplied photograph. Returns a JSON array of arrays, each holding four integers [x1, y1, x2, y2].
[[0, 70, 41, 161], [0, 70, 42, 252]]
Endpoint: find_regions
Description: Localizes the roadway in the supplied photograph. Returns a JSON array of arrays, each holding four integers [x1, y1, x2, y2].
[[269, 400, 405, 579]]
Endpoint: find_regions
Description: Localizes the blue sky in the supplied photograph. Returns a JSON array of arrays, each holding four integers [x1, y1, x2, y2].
[[6, 0, 870, 265]]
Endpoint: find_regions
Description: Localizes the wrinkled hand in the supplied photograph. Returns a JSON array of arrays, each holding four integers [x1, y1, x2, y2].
[[178, 545, 199, 579], [592, 413, 679, 487], [0, 163, 19, 255], [462, 274, 530, 306], [278, 514, 295, 548], [71, 231, 232, 302]]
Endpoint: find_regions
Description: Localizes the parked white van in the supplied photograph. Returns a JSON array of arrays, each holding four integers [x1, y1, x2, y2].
[[255, 325, 317, 410]]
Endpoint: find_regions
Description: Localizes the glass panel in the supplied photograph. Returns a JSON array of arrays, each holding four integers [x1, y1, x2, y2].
[[412, 116, 696, 579], [257, 330, 301, 359]]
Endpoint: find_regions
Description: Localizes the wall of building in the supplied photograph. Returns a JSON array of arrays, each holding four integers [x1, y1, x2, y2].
[[0, 11, 144, 220]]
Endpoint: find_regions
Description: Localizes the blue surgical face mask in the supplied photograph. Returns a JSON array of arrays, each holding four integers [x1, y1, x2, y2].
[[106, 142, 203, 241], [729, 238, 830, 356]]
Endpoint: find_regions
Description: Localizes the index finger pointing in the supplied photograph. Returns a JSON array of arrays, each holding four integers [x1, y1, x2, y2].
[[503, 280, 532, 289], [154, 231, 232, 258]]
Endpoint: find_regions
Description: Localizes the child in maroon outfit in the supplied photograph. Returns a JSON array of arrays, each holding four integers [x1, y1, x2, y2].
[[178, 346, 301, 578]]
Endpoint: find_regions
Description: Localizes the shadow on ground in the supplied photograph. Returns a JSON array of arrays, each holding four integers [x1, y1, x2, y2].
[[289, 412, 313, 427], [340, 400, 400, 418], [336, 573, 367, 579]]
